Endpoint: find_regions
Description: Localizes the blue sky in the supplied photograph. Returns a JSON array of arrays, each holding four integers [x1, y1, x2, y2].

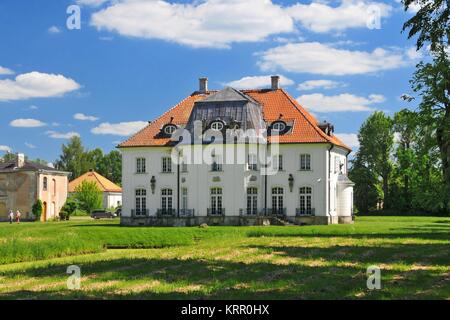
[[0, 0, 421, 161]]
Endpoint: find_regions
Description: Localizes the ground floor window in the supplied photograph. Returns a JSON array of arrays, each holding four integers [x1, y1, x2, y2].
[[210, 188, 223, 214], [271, 187, 284, 214], [135, 189, 146, 215], [161, 188, 173, 213], [299, 186, 313, 215], [246, 187, 258, 215], [181, 188, 188, 211]]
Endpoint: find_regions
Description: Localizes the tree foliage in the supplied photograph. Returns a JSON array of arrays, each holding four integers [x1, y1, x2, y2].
[[32, 199, 43, 222], [74, 181, 103, 214], [59, 198, 78, 221]]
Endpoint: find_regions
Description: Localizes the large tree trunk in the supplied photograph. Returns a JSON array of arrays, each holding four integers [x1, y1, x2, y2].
[[382, 174, 389, 210], [437, 105, 450, 214]]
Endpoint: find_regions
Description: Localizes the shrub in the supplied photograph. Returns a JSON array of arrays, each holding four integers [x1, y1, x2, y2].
[[32, 200, 43, 222], [74, 181, 103, 213], [59, 198, 78, 221]]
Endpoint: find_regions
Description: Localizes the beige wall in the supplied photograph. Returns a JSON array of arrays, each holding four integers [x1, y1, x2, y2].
[[38, 173, 68, 221]]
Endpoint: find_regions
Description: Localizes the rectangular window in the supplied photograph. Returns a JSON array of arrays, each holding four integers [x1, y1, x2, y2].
[[334, 156, 340, 174], [211, 155, 223, 172], [136, 158, 146, 174], [162, 157, 172, 173], [272, 155, 283, 171], [300, 154, 311, 171], [181, 157, 188, 172], [135, 189, 147, 216], [181, 188, 188, 211], [210, 188, 223, 214], [247, 154, 258, 171]]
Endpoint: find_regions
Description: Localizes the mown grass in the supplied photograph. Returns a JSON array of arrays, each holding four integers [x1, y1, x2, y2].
[[0, 216, 449, 299]]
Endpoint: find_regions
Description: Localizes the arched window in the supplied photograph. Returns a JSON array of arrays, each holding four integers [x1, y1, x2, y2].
[[52, 179, 56, 196], [164, 124, 177, 135], [43, 177, 48, 191], [299, 187, 313, 215], [161, 188, 173, 214], [246, 187, 258, 215], [271, 187, 284, 215]]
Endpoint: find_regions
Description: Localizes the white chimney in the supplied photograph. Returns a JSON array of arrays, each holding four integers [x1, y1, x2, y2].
[[16, 153, 25, 168], [271, 75, 280, 90], [199, 77, 208, 93]]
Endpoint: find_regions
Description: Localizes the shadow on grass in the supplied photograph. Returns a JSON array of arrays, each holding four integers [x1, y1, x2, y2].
[[0, 242, 448, 300]]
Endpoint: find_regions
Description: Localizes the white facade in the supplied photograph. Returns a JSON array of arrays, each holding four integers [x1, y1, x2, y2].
[[120, 143, 353, 225], [103, 192, 122, 209]]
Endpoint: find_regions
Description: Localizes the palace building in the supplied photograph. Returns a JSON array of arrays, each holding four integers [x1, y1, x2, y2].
[[118, 76, 354, 226]]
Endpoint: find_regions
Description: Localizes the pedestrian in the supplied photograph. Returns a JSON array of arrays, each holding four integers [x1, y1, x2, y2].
[[16, 209, 21, 224], [8, 209, 14, 224]]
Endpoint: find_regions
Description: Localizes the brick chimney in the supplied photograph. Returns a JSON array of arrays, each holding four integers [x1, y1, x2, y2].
[[15, 153, 25, 168], [271, 75, 280, 90], [199, 77, 208, 93]]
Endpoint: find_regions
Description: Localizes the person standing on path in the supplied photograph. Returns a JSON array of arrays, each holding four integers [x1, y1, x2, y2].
[[16, 209, 21, 224], [8, 209, 14, 224]]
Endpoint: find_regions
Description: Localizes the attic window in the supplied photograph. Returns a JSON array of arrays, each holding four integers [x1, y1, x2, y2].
[[271, 121, 286, 132], [163, 124, 177, 135], [210, 121, 224, 131]]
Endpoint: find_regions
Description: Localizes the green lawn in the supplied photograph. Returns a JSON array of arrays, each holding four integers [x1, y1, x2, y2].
[[0, 216, 449, 299]]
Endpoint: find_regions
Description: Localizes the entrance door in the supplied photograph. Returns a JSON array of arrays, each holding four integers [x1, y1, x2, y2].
[[42, 201, 47, 222]]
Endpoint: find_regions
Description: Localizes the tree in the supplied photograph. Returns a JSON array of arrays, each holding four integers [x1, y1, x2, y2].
[[74, 181, 103, 213], [411, 52, 450, 212], [32, 199, 43, 222], [59, 198, 78, 221], [98, 151, 122, 185], [348, 157, 380, 213], [357, 111, 394, 210], [402, 0, 449, 53], [55, 136, 92, 180]]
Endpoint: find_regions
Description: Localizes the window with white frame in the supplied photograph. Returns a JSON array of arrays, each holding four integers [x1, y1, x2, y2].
[[43, 177, 48, 191], [161, 188, 173, 213], [211, 155, 223, 172], [300, 154, 311, 171], [272, 154, 283, 171], [271, 187, 284, 214], [210, 121, 224, 131], [136, 158, 146, 174], [162, 157, 172, 173], [247, 154, 258, 171], [164, 124, 177, 135], [135, 189, 147, 216], [210, 188, 223, 214], [181, 157, 188, 172], [299, 187, 313, 215], [246, 187, 258, 215], [334, 156, 340, 174], [181, 188, 188, 211], [271, 121, 286, 132]]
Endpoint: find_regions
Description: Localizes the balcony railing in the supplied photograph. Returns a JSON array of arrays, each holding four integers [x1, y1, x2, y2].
[[207, 208, 225, 216], [179, 209, 195, 217], [156, 208, 176, 217], [267, 208, 287, 216], [239, 208, 258, 216], [296, 208, 315, 216], [131, 209, 149, 217]]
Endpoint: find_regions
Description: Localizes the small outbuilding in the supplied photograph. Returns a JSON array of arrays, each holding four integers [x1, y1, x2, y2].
[[68, 170, 122, 209]]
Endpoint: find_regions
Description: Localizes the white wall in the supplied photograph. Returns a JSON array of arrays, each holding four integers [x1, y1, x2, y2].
[[121, 143, 348, 218]]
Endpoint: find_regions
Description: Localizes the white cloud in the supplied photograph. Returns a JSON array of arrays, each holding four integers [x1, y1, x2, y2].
[[0, 71, 81, 101], [288, 0, 392, 33], [77, 0, 110, 7], [258, 42, 416, 75], [335, 133, 360, 148], [25, 142, 36, 149], [0, 66, 14, 75], [225, 75, 294, 89], [91, 121, 148, 136], [90, 0, 294, 48], [48, 26, 61, 34], [46, 131, 80, 139], [0, 145, 12, 153], [10, 118, 46, 128], [29, 105, 38, 110], [297, 80, 346, 91], [74, 113, 99, 121], [297, 93, 385, 112]]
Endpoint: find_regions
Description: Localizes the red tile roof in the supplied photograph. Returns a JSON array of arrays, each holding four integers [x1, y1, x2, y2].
[[68, 171, 122, 193], [118, 89, 350, 151]]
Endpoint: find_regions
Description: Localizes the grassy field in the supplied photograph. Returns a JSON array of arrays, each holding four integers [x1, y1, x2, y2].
[[0, 216, 449, 299]]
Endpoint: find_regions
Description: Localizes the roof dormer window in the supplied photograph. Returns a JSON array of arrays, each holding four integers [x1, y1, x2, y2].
[[210, 121, 224, 131], [271, 121, 286, 132], [163, 124, 177, 135]]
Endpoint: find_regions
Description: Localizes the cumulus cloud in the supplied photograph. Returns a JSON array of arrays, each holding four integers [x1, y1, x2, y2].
[[91, 121, 148, 136], [297, 93, 385, 112], [77, 0, 110, 7], [297, 80, 346, 91], [258, 42, 417, 75], [48, 26, 61, 34], [74, 113, 99, 121], [46, 131, 80, 139], [90, 0, 293, 48], [0, 71, 80, 101], [10, 118, 46, 128], [225, 75, 294, 89], [0, 66, 14, 75], [0, 145, 12, 153], [288, 0, 392, 33], [335, 133, 360, 148]]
